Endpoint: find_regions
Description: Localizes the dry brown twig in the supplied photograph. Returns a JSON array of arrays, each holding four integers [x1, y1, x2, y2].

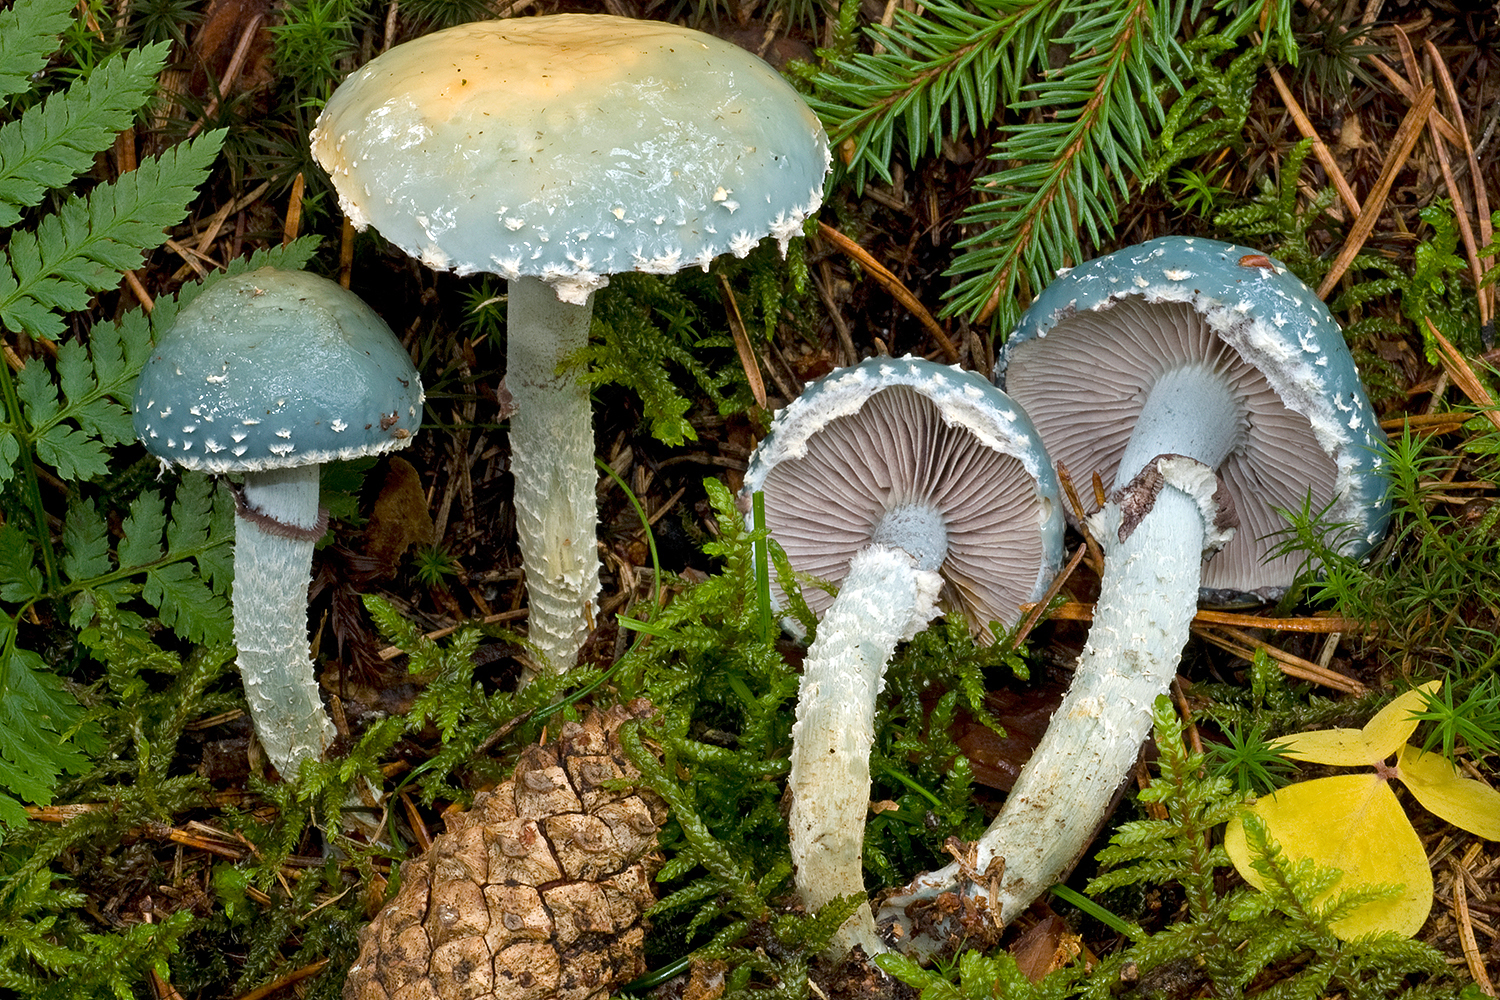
[[1425, 317, 1500, 433], [717, 272, 768, 408], [1266, 63, 1361, 218], [1317, 85, 1436, 299], [1193, 625, 1366, 695], [1024, 603, 1369, 692], [1423, 39, 1495, 331], [817, 221, 960, 362], [1452, 862, 1497, 997]]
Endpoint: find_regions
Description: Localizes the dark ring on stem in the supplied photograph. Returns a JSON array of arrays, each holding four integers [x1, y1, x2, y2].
[[231, 482, 331, 543]]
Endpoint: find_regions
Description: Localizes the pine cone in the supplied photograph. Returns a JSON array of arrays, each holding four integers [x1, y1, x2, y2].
[[345, 701, 667, 1000]]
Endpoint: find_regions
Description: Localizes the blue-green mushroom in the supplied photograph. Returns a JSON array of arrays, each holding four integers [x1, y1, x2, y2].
[[310, 14, 831, 678], [880, 238, 1390, 940], [133, 268, 423, 780], [745, 356, 1063, 957]]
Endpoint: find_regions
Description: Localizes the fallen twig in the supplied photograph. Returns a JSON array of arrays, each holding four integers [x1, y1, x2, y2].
[[1317, 85, 1435, 299], [817, 221, 959, 362]]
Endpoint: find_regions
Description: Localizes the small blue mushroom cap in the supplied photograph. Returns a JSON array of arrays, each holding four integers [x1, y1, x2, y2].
[[744, 355, 1064, 639], [996, 236, 1389, 601], [133, 268, 424, 473], [310, 15, 831, 306]]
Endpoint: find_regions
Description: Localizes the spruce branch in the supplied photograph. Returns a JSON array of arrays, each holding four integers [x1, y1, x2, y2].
[[810, 0, 1285, 329], [808, 0, 1059, 190], [942, 0, 1185, 325]]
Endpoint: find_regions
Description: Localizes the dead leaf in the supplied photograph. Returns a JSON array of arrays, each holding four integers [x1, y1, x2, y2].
[[362, 456, 435, 577]]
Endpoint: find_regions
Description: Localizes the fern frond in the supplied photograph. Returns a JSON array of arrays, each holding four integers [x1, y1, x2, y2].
[[0, 645, 98, 816], [173, 490, 232, 640], [1, 239, 317, 491], [0, 0, 74, 101], [0, 7, 305, 832], [13, 347, 109, 481], [60, 498, 111, 584], [137, 482, 235, 645], [57, 478, 234, 649], [0, 129, 225, 340], [0, 526, 46, 605], [0, 42, 170, 228]]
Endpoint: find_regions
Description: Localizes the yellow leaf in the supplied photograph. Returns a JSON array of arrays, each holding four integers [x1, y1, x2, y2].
[[1224, 774, 1432, 939], [1397, 744, 1500, 841], [1277, 682, 1440, 766], [1275, 726, 1379, 767]]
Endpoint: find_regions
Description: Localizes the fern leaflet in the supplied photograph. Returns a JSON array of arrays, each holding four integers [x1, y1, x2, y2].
[[0, 644, 100, 823], [0, 130, 226, 340], [0, 42, 171, 228], [0, 0, 74, 102]]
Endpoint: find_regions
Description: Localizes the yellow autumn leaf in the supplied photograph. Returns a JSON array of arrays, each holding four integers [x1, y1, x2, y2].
[[1277, 681, 1440, 766], [1225, 773, 1433, 939], [1397, 744, 1500, 841]]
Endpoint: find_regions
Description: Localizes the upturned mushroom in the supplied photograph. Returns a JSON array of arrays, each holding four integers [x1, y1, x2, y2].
[[879, 237, 1390, 938], [133, 268, 423, 780], [310, 15, 831, 678], [743, 356, 1064, 957]]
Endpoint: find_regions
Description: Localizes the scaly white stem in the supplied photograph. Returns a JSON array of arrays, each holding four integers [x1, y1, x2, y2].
[[234, 463, 336, 780], [507, 276, 602, 679], [970, 487, 1204, 921], [789, 543, 944, 958], [879, 362, 1245, 946]]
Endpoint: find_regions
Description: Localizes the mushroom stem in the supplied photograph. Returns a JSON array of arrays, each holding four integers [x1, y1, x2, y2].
[[879, 362, 1245, 943], [506, 276, 602, 680], [1113, 362, 1246, 482], [971, 485, 1206, 920], [234, 463, 337, 780], [789, 543, 944, 958]]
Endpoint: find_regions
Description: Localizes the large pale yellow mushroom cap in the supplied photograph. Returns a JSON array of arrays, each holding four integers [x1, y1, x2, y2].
[[311, 14, 831, 304]]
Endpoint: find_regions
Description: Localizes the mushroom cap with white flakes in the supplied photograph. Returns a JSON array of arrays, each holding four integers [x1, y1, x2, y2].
[[133, 268, 424, 474], [743, 356, 1064, 640], [996, 236, 1389, 601], [310, 14, 831, 305]]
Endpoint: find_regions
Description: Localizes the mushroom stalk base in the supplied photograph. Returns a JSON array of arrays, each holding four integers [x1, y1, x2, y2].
[[507, 276, 602, 679], [234, 464, 336, 780], [876, 354, 1245, 946], [879, 488, 1206, 943], [789, 545, 943, 959], [983, 486, 1204, 917]]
